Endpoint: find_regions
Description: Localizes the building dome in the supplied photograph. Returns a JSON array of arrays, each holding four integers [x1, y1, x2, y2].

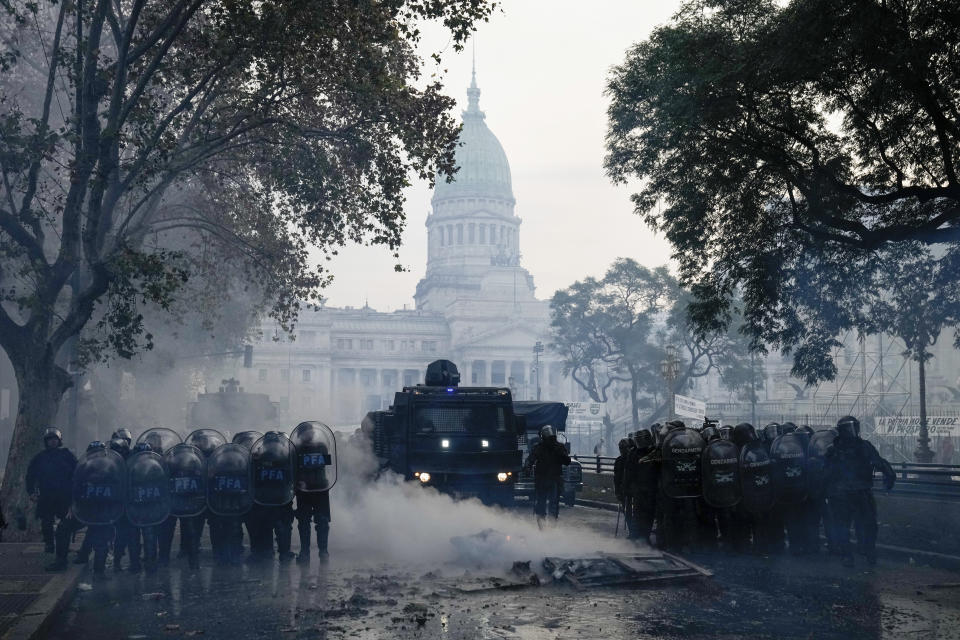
[[432, 73, 514, 204]]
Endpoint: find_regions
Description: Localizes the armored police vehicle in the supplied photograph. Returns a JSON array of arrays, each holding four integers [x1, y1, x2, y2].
[[512, 401, 583, 506], [361, 360, 522, 506], [187, 378, 278, 431]]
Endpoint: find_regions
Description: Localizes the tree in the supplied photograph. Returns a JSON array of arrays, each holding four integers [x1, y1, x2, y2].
[[872, 245, 960, 461], [0, 0, 495, 535], [549, 260, 668, 441], [605, 0, 960, 387], [550, 258, 754, 434]]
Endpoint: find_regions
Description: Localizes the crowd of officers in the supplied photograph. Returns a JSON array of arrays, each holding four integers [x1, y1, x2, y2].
[[25, 423, 336, 575], [613, 416, 896, 568]]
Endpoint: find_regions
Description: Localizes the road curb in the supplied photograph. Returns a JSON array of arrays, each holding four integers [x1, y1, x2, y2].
[[875, 543, 960, 571], [573, 499, 960, 570], [575, 498, 619, 512], [2, 564, 84, 640]]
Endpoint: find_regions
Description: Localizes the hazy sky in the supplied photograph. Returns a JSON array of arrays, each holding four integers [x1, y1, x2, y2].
[[318, 1, 685, 310]]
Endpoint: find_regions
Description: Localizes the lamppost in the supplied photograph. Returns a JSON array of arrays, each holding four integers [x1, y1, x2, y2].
[[660, 345, 681, 421], [533, 341, 544, 401]]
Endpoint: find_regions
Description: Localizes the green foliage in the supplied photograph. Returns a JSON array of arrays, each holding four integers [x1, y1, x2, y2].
[[0, 0, 495, 381], [550, 258, 755, 426], [606, 0, 960, 384]]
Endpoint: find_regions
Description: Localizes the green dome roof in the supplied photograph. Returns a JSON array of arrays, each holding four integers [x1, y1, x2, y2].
[[432, 74, 514, 204]]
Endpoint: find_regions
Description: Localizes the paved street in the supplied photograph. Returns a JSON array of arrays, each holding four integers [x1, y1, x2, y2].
[[43, 505, 960, 640]]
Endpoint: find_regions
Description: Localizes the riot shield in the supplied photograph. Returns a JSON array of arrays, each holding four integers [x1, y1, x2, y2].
[[290, 421, 338, 492], [739, 441, 776, 515], [701, 439, 741, 508], [806, 429, 837, 499], [251, 433, 295, 506], [660, 428, 706, 498], [136, 427, 183, 455], [126, 449, 171, 527], [186, 429, 227, 458], [770, 432, 808, 504], [206, 443, 253, 517], [232, 430, 264, 450], [165, 444, 208, 517], [72, 448, 126, 525]]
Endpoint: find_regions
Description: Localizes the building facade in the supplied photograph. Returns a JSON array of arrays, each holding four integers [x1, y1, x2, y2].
[[227, 73, 580, 427]]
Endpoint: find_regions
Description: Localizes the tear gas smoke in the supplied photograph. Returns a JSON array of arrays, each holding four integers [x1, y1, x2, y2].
[[328, 431, 637, 571]]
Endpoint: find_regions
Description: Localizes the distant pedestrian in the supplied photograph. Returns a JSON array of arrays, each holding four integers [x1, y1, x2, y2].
[[593, 438, 605, 473]]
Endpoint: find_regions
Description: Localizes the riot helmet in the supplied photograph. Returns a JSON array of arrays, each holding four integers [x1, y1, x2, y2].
[[797, 425, 814, 436], [781, 422, 798, 434], [86, 441, 106, 453], [667, 419, 686, 431], [109, 437, 131, 459], [762, 423, 782, 442], [836, 416, 860, 439], [111, 428, 133, 444], [136, 427, 182, 456], [650, 423, 664, 445], [43, 427, 62, 447], [701, 425, 721, 443], [186, 429, 227, 458], [719, 425, 733, 441], [618, 438, 631, 456], [232, 430, 264, 450], [539, 425, 557, 442], [632, 429, 655, 453], [133, 442, 152, 453], [732, 423, 757, 447]]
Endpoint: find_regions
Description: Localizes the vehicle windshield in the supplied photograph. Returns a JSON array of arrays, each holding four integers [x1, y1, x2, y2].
[[414, 403, 509, 435]]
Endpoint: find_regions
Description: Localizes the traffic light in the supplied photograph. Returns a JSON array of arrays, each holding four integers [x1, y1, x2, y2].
[[243, 345, 253, 368]]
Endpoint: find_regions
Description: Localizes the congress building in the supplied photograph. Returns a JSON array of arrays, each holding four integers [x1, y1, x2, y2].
[[232, 73, 582, 427]]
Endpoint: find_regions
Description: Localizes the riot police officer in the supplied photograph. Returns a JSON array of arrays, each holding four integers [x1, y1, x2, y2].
[[755, 423, 786, 554], [824, 416, 895, 567], [627, 429, 658, 544], [291, 422, 338, 561], [613, 438, 633, 535], [523, 425, 571, 528], [249, 431, 296, 562], [26, 428, 77, 554], [50, 442, 123, 574]]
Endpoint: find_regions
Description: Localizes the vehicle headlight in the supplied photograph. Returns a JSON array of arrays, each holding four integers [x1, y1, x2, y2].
[[419, 472, 431, 483], [497, 472, 508, 482], [481, 439, 489, 448], [441, 439, 450, 449]]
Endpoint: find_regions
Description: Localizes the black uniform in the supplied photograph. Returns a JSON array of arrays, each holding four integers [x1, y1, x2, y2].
[[26, 446, 77, 552], [824, 431, 894, 566], [523, 438, 570, 521], [295, 491, 330, 559], [627, 448, 659, 544]]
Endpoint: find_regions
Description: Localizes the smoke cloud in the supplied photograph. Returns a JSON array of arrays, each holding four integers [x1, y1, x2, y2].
[[328, 432, 636, 572]]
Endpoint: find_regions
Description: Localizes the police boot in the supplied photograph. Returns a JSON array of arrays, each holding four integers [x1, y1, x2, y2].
[[277, 535, 295, 562], [296, 522, 311, 563], [315, 520, 329, 558], [93, 549, 108, 576]]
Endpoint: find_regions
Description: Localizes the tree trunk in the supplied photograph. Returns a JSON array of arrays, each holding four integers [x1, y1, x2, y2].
[[0, 351, 72, 541], [629, 370, 640, 431], [603, 414, 616, 456], [915, 355, 935, 463]]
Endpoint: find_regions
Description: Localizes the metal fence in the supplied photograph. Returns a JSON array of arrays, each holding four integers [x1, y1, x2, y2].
[[572, 455, 960, 500]]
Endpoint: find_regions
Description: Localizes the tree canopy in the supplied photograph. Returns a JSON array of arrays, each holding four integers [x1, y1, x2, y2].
[[549, 258, 755, 429], [605, 0, 960, 383], [0, 0, 496, 537]]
